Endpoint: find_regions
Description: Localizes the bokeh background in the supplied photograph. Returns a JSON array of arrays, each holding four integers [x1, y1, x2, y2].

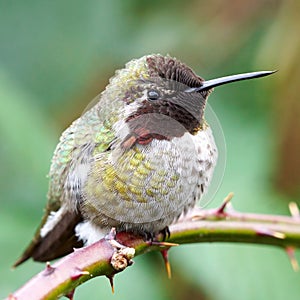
[[1, 0, 300, 299]]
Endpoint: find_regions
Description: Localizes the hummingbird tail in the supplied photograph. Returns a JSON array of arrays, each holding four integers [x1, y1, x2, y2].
[[13, 209, 83, 267]]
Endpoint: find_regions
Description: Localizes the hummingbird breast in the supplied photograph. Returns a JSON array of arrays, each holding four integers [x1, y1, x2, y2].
[[80, 126, 217, 235]]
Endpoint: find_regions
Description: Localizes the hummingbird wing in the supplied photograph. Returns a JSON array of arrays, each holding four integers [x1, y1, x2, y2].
[[14, 97, 119, 267], [13, 121, 87, 266]]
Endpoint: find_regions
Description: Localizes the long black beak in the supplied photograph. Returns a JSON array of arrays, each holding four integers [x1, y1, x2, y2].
[[186, 70, 276, 93]]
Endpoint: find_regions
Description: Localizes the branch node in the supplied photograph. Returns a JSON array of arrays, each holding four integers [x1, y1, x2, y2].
[[106, 228, 136, 272], [110, 247, 135, 271], [285, 246, 299, 272]]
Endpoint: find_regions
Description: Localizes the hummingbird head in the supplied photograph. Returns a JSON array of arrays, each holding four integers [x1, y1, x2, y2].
[[121, 55, 209, 147], [102, 54, 274, 148]]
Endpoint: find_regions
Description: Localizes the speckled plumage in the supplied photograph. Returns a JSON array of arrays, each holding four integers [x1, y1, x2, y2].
[[14, 56, 274, 266], [15, 54, 218, 265]]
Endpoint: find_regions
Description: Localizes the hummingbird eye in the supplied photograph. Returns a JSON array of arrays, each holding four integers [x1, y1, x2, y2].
[[147, 89, 160, 101]]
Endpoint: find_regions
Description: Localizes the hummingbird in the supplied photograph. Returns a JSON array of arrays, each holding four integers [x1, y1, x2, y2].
[[14, 54, 274, 266]]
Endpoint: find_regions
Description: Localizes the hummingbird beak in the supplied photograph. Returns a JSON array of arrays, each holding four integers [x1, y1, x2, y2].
[[185, 70, 276, 93]]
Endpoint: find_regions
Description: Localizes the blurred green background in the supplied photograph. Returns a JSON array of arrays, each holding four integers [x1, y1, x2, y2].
[[1, 0, 300, 299]]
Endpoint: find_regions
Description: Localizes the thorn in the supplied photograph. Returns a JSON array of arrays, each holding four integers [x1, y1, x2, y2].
[[191, 214, 205, 221], [7, 294, 17, 300], [217, 192, 234, 215], [289, 202, 300, 218], [70, 268, 90, 281], [151, 241, 179, 247], [105, 227, 117, 240], [160, 249, 172, 279], [106, 275, 115, 293], [109, 239, 127, 250], [286, 246, 299, 272], [105, 228, 127, 250], [43, 262, 56, 276], [256, 227, 285, 239], [191, 192, 235, 221], [66, 289, 75, 300], [271, 231, 285, 239], [225, 202, 235, 214]]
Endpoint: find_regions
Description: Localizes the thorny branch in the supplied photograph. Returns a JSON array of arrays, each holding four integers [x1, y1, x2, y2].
[[7, 193, 300, 300]]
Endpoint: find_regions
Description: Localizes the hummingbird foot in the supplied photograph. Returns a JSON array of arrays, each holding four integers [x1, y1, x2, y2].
[[145, 226, 178, 249], [143, 231, 155, 241], [159, 226, 171, 241], [142, 226, 170, 242]]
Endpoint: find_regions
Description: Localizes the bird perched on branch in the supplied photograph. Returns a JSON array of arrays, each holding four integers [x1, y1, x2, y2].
[[14, 54, 274, 267]]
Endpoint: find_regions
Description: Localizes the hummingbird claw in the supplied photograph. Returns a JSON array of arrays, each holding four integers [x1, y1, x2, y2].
[[143, 231, 155, 241], [143, 226, 171, 243], [159, 226, 171, 241]]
